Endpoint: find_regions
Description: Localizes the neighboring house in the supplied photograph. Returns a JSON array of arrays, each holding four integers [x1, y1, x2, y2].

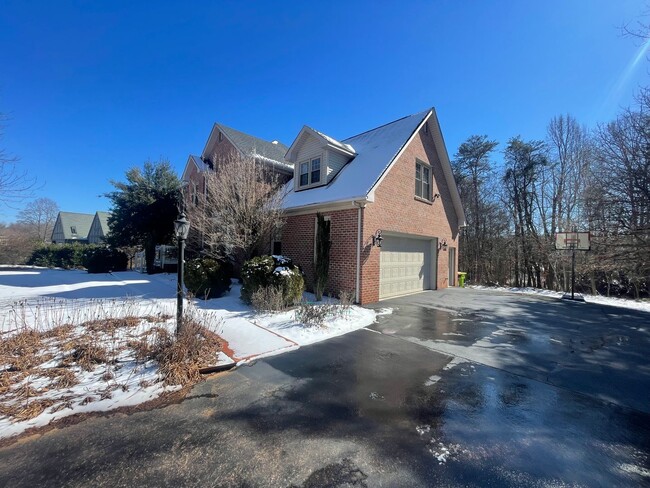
[[50, 212, 95, 244], [181, 122, 294, 206], [88, 211, 111, 244], [183, 108, 465, 305]]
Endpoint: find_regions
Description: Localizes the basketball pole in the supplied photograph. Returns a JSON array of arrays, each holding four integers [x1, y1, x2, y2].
[[571, 245, 576, 300]]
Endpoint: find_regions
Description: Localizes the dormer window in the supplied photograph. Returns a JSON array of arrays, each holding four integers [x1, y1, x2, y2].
[[299, 157, 321, 187], [70, 226, 77, 235]]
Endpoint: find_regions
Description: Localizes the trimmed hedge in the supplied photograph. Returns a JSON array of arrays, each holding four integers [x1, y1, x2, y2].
[[27, 244, 95, 269], [241, 255, 304, 308], [184, 258, 233, 299], [27, 244, 128, 273], [85, 248, 129, 273]]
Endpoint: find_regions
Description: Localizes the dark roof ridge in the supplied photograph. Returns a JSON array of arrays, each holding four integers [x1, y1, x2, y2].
[[341, 108, 431, 142]]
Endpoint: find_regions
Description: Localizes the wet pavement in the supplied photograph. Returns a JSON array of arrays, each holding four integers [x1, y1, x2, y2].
[[0, 289, 649, 487]]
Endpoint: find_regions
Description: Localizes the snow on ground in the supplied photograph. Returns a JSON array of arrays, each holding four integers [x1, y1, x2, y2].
[[0, 267, 384, 439], [469, 285, 650, 313]]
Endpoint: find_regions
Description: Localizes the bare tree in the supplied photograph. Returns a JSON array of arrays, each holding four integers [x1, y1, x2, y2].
[[187, 152, 287, 267], [16, 197, 59, 242], [0, 222, 38, 264], [0, 113, 36, 207]]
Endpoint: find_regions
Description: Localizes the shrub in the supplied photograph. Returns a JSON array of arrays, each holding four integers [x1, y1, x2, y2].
[[84, 247, 129, 273], [184, 258, 233, 299], [241, 255, 304, 308], [27, 244, 98, 269], [250, 285, 284, 312], [295, 300, 347, 327]]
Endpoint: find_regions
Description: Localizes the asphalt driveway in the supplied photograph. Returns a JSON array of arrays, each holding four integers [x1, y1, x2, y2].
[[0, 289, 648, 487]]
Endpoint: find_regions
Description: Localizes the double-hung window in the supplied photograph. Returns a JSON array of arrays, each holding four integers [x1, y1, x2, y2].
[[415, 161, 431, 201], [299, 157, 322, 187]]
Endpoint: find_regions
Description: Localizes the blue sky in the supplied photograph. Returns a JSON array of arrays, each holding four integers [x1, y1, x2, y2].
[[0, 0, 648, 222]]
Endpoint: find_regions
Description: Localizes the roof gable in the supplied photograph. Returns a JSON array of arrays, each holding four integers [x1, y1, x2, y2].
[[283, 108, 466, 226], [284, 109, 429, 208], [57, 212, 94, 240], [202, 123, 293, 173], [285, 126, 355, 163]]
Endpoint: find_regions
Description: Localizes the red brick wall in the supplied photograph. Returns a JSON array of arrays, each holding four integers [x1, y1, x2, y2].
[[282, 208, 358, 297], [359, 126, 460, 304]]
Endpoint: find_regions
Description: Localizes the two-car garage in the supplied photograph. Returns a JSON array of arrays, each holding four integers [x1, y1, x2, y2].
[[378, 235, 438, 300]]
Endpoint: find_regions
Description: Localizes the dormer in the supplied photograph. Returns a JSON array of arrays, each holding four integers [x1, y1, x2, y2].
[[285, 126, 356, 191]]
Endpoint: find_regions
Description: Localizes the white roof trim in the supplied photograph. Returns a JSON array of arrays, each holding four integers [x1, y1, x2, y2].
[[429, 108, 466, 227], [367, 110, 432, 200], [367, 108, 465, 227], [285, 126, 355, 162]]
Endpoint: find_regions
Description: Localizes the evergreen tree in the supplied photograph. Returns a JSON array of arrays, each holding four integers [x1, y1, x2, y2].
[[105, 160, 181, 274]]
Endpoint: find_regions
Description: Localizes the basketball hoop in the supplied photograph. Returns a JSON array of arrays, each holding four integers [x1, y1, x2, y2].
[[555, 230, 591, 301]]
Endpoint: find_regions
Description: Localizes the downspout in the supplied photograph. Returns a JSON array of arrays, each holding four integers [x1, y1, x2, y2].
[[353, 200, 366, 304]]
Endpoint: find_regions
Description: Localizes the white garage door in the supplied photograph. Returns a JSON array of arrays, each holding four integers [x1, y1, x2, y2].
[[379, 236, 433, 300]]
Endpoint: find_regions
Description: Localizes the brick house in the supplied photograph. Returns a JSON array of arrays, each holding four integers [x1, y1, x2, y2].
[[182, 108, 465, 305], [181, 122, 293, 205]]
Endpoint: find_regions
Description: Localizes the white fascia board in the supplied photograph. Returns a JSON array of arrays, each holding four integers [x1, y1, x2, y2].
[[429, 108, 467, 227], [367, 109, 432, 200], [252, 153, 294, 174], [284, 125, 311, 163], [284, 196, 371, 216], [285, 126, 355, 163]]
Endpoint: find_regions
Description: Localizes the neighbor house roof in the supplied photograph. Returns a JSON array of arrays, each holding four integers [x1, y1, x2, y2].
[[56, 212, 94, 240], [283, 108, 466, 227], [202, 123, 293, 173], [94, 211, 111, 235]]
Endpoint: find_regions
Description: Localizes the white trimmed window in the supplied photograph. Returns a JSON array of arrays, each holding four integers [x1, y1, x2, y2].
[[415, 161, 431, 201], [299, 157, 322, 187]]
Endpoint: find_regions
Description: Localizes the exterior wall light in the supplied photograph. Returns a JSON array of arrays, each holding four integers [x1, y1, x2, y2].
[[438, 238, 448, 251], [372, 230, 383, 247]]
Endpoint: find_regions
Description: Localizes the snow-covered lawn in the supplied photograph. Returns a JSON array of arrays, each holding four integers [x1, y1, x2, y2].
[[469, 285, 650, 313], [0, 267, 382, 440]]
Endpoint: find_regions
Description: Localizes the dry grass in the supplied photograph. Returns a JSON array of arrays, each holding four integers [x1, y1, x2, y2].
[[59, 339, 109, 371], [0, 330, 47, 371], [83, 316, 141, 333], [3, 399, 57, 422], [42, 368, 79, 389], [0, 303, 224, 429], [42, 324, 75, 341], [147, 320, 222, 386]]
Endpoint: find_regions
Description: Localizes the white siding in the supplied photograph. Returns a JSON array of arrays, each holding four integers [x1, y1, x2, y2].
[[293, 133, 323, 163], [327, 150, 350, 179]]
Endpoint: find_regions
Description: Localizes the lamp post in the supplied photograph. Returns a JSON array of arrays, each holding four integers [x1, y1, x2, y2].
[[174, 212, 190, 335]]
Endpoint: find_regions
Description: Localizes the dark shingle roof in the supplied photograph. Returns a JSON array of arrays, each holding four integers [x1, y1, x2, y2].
[[218, 124, 291, 169], [58, 212, 94, 240]]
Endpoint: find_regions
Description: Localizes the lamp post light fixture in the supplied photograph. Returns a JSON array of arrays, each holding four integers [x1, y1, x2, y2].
[[174, 212, 190, 335]]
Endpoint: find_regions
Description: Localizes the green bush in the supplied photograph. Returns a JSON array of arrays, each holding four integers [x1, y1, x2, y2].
[[241, 255, 304, 308], [27, 244, 95, 269], [85, 247, 129, 273], [184, 258, 233, 299]]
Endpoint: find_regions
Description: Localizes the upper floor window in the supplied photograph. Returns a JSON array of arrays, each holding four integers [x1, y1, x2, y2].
[[415, 161, 431, 201], [299, 157, 321, 187], [70, 226, 77, 235]]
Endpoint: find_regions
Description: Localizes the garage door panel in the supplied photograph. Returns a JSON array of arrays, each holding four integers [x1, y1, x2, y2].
[[379, 237, 431, 300]]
